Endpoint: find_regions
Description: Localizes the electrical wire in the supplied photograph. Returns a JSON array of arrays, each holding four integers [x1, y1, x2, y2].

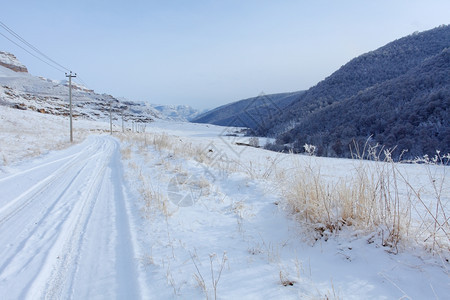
[[73, 75, 92, 90], [0, 31, 66, 73], [0, 20, 71, 73], [0, 21, 100, 96]]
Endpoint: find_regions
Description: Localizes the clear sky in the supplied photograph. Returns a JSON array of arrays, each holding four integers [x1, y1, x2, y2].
[[1, 1, 449, 109]]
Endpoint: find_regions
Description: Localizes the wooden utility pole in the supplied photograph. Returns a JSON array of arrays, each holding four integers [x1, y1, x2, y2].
[[122, 108, 125, 133], [65, 71, 76, 142]]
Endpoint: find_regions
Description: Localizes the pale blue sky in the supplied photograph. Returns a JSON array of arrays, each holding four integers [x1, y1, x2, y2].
[[1, 1, 449, 109]]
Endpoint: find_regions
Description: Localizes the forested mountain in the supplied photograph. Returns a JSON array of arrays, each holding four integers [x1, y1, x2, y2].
[[191, 91, 304, 130], [273, 47, 449, 159], [258, 25, 449, 159], [261, 25, 450, 136]]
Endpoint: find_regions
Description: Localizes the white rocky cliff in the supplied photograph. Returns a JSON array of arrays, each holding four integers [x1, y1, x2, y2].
[[0, 51, 28, 73], [0, 51, 158, 123]]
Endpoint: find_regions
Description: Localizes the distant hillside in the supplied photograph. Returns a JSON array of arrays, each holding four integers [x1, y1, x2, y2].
[[0, 52, 158, 124], [260, 25, 449, 159], [191, 91, 304, 131], [150, 104, 204, 121]]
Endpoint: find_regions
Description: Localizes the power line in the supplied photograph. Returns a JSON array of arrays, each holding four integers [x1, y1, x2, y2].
[[0, 21, 70, 72], [0, 21, 96, 94], [0, 21, 102, 96], [0, 20, 70, 73], [0, 31, 66, 73], [73, 75, 92, 90]]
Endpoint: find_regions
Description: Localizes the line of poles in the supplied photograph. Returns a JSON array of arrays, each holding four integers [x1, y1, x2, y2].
[[66, 82, 146, 142]]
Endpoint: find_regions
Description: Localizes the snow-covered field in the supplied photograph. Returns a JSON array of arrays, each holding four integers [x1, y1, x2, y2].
[[0, 107, 448, 299], [0, 106, 110, 166]]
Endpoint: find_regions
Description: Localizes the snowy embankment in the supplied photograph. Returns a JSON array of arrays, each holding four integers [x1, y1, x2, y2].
[[119, 121, 449, 299], [0, 110, 448, 299], [0, 106, 109, 167]]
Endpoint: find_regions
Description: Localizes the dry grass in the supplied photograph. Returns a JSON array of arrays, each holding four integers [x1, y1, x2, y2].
[[120, 144, 132, 160], [190, 251, 228, 300], [119, 131, 449, 255], [279, 270, 295, 287], [281, 145, 449, 255], [119, 133, 177, 220]]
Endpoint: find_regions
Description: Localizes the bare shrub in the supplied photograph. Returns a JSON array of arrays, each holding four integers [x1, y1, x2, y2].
[[303, 143, 316, 156], [190, 251, 228, 300], [279, 270, 294, 286]]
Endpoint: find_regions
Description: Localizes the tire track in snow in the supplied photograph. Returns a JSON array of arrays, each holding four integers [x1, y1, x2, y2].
[[0, 146, 103, 227], [0, 137, 105, 294], [110, 139, 141, 299], [29, 141, 111, 299], [0, 136, 142, 299], [0, 152, 79, 183], [0, 137, 102, 222], [0, 149, 100, 277]]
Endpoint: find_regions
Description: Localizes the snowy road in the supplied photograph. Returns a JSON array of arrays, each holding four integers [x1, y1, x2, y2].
[[0, 135, 140, 299]]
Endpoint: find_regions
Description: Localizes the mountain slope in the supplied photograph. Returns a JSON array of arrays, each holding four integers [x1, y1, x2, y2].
[[258, 25, 450, 135], [276, 47, 450, 158], [192, 91, 304, 131], [262, 25, 450, 137]]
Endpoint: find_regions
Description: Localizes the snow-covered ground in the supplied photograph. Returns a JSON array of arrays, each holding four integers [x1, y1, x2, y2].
[[121, 121, 449, 299], [0, 135, 142, 299], [0, 108, 448, 299], [0, 106, 109, 167]]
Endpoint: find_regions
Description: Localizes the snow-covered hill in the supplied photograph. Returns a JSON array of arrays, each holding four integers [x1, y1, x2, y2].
[[150, 103, 206, 121], [0, 51, 158, 124]]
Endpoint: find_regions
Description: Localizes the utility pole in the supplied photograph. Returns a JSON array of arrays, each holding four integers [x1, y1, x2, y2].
[[65, 71, 76, 142], [109, 100, 113, 135], [121, 108, 125, 133]]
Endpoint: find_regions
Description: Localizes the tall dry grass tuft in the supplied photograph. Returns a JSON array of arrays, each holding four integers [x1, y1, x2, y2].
[[402, 151, 449, 253], [190, 251, 228, 300], [119, 132, 177, 220], [282, 143, 449, 255]]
